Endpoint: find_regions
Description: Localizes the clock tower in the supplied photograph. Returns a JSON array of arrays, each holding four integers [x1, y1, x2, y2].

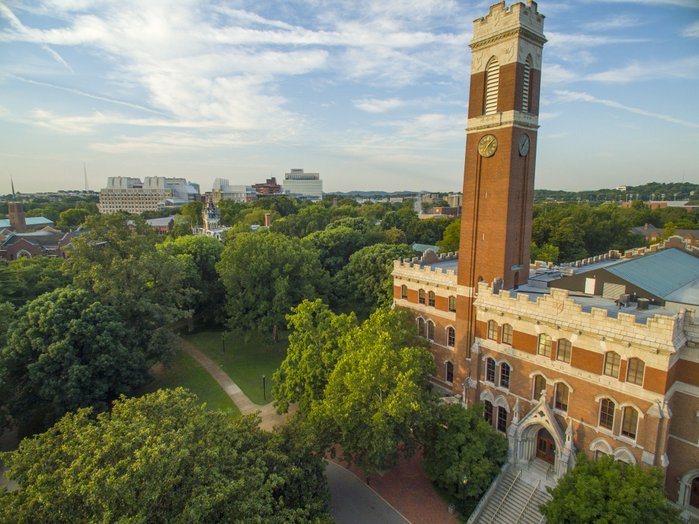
[[456, 1, 546, 384]]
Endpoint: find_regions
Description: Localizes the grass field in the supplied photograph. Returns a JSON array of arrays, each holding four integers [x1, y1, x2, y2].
[[141, 348, 240, 416], [184, 330, 288, 405]]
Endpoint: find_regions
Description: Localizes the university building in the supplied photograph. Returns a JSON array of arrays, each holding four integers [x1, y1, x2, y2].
[[392, 2, 699, 521]]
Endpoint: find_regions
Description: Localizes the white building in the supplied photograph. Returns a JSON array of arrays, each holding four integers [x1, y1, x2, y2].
[[98, 177, 200, 214], [211, 178, 256, 203], [282, 169, 323, 200]]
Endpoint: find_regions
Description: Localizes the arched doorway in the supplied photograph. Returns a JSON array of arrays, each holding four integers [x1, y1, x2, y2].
[[536, 428, 556, 464], [691, 477, 699, 510]]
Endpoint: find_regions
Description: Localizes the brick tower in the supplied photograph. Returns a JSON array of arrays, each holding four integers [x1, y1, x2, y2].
[[456, 1, 546, 390]]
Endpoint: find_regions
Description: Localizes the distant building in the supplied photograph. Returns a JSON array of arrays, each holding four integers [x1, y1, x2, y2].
[[631, 224, 699, 246], [282, 169, 323, 200], [144, 216, 175, 234], [0, 226, 82, 261], [211, 179, 256, 203], [98, 177, 200, 214], [252, 177, 283, 198], [447, 193, 463, 209], [0, 202, 53, 232]]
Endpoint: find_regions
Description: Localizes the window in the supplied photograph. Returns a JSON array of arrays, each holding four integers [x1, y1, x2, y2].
[[502, 324, 513, 345], [538, 334, 552, 357], [426, 320, 435, 341], [556, 339, 572, 363], [621, 407, 639, 439], [447, 327, 455, 347], [446, 361, 454, 383], [603, 352, 621, 378], [497, 406, 507, 433], [448, 296, 456, 312], [484, 57, 499, 115], [554, 383, 569, 412], [484, 401, 493, 424], [500, 363, 511, 389], [599, 399, 615, 430], [533, 375, 546, 400], [417, 318, 425, 337], [428, 291, 436, 307], [487, 320, 498, 341], [626, 358, 645, 386], [401, 285, 408, 300], [486, 358, 496, 383], [522, 55, 532, 112], [418, 289, 426, 305]]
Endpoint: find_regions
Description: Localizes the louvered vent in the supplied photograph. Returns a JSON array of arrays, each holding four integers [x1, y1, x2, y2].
[[522, 56, 532, 112], [484, 57, 499, 115]]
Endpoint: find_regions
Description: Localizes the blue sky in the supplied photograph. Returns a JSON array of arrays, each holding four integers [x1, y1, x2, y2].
[[1, 0, 698, 194]]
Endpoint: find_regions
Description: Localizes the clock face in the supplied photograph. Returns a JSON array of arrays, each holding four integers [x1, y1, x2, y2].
[[478, 134, 498, 157], [518, 133, 530, 157]]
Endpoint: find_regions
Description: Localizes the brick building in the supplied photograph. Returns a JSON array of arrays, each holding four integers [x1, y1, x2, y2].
[[392, 1, 699, 519]]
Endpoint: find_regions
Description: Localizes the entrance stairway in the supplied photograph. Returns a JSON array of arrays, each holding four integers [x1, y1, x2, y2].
[[471, 467, 552, 524]]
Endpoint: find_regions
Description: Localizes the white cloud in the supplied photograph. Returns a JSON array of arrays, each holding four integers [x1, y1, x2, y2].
[[590, 0, 699, 7], [553, 90, 699, 128], [353, 98, 405, 113], [683, 20, 699, 38], [581, 15, 644, 32], [586, 56, 699, 82]]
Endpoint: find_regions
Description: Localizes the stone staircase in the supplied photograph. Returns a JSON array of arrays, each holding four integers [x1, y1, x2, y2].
[[472, 468, 552, 524]]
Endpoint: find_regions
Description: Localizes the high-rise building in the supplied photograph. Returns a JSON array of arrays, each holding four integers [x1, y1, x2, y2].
[[392, 2, 699, 519], [211, 178, 256, 203], [98, 177, 200, 214], [282, 169, 323, 200]]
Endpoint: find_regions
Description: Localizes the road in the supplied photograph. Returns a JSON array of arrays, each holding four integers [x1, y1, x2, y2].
[[326, 461, 410, 524]]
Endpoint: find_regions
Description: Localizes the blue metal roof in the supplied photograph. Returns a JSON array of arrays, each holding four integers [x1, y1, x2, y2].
[[0, 216, 53, 228], [605, 248, 699, 299]]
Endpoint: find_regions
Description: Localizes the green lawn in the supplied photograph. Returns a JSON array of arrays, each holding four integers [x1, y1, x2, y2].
[[184, 330, 288, 405], [141, 348, 240, 416]]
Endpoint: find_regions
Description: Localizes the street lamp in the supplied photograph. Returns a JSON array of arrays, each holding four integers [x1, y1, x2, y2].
[[262, 375, 267, 401]]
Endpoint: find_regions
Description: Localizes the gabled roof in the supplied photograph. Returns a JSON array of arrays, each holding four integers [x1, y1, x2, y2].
[[605, 248, 699, 300]]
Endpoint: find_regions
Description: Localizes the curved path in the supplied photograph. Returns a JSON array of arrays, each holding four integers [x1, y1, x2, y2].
[[178, 338, 411, 523]]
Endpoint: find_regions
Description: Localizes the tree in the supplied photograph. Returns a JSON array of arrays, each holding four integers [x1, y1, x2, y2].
[[273, 299, 357, 413], [0, 287, 146, 432], [541, 454, 681, 524], [217, 231, 329, 340], [309, 308, 434, 475], [0, 256, 69, 307], [334, 243, 415, 317], [304, 226, 370, 275], [0, 389, 332, 523], [531, 241, 560, 263], [422, 403, 508, 511], [56, 207, 90, 230], [437, 219, 460, 253], [178, 200, 204, 230]]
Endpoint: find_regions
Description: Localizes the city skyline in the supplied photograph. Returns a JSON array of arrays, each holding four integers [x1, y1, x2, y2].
[[1, 0, 698, 194]]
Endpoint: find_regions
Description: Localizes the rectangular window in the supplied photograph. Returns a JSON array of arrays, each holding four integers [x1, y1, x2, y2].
[[501, 324, 513, 345], [604, 353, 621, 378], [400, 285, 408, 300], [448, 296, 456, 312], [484, 401, 493, 424], [556, 339, 572, 363], [626, 359, 645, 386], [418, 290, 425, 305], [497, 406, 507, 433], [621, 408, 638, 439], [554, 384, 569, 412], [599, 399, 615, 430], [486, 359, 496, 383], [428, 292, 435, 307], [538, 335, 552, 357], [500, 364, 510, 389], [487, 321, 498, 341]]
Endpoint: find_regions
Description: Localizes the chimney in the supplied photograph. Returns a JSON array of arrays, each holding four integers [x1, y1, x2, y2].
[[264, 213, 272, 227], [8, 202, 27, 232]]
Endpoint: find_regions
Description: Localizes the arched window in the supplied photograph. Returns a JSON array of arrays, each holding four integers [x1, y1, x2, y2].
[[556, 339, 572, 363], [604, 352, 621, 378], [497, 406, 508, 433], [447, 327, 455, 347], [418, 289, 426, 305], [484, 400, 493, 424], [626, 358, 645, 386], [448, 296, 456, 312], [486, 358, 496, 383], [487, 320, 498, 340], [400, 284, 408, 300], [484, 56, 499, 115], [522, 55, 532, 112], [502, 324, 513, 345], [428, 291, 436, 307], [426, 320, 435, 341], [554, 383, 569, 412], [445, 361, 454, 383], [417, 317, 425, 337], [621, 407, 639, 439], [599, 398, 615, 430], [533, 375, 546, 400], [537, 334, 552, 357], [500, 363, 511, 389]]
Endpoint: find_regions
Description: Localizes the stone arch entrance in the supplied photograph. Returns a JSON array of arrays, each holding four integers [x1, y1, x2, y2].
[[678, 469, 699, 514], [536, 427, 556, 464]]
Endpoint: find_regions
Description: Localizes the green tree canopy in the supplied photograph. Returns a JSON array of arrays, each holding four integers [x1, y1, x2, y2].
[[217, 231, 329, 340], [334, 243, 415, 317], [273, 299, 358, 413], [309, 308, 434, 475], [541, 454, 681, 524], [304, 226, 371, 275], [437, 219, 460, 253], [0, 287, 146, 432], [0, 256, 69, 307], [55, 207, 90, 230], [0, 389, 331, 523], [422, 403, 507, 509]]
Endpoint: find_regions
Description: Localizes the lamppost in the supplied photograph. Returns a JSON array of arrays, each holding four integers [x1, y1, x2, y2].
[[221, 332, 226, 353], [262, 375, 267, 401]]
